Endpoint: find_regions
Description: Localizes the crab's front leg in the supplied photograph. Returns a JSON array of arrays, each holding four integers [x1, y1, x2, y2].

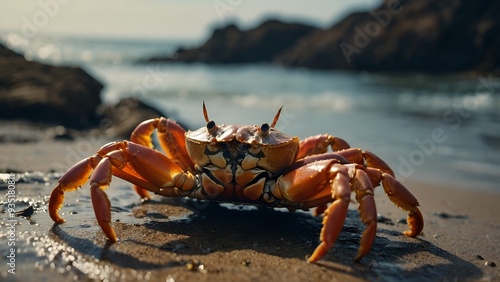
[[271, 159, 377, 262], [49, 141, 195, 242], [49, 142, 121, 224]]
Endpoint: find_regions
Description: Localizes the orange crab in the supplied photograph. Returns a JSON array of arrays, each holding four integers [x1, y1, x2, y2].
[[49, 103, 423, 262]]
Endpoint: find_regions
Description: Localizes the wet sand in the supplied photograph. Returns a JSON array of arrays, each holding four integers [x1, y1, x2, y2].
[[1, 123, 499, 282]]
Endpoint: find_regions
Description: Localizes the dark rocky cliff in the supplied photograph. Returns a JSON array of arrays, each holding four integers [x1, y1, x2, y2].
[[155, 0, 499, 74], [0, 44, 168, 137], [279, 0, 500, 73], [0, 44, 103, 129]]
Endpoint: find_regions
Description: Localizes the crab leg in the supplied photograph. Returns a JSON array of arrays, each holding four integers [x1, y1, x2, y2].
[[91, 143, 194, 242], [297, 134, 395, 177], [306, 166, 351, 263], [306, 165, 377, 263], [90, 158, 116, 241], [379, 171, 423, 237], [350, 168, 377, 261], [49, 141, 195, 242], [49, 157, 101, 223], [49, 142, 121, 223], [320, 146, 422, 236], [336, 148, 394, 177], [296, 134, 351, 159], [272, 160, 378, 262]]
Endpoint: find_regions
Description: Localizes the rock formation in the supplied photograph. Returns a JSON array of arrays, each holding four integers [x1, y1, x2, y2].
[[149, 20, 318, 64], [0, 44, 172, 136], [0, 44, 103, 129], [279, 0, 500, 73]]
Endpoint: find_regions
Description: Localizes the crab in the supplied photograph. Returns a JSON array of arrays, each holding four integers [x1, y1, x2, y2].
[[49, 103, 423, 262]]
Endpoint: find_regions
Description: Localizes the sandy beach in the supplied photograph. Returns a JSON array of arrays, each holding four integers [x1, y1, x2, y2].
[[0, 121, 499, 282]]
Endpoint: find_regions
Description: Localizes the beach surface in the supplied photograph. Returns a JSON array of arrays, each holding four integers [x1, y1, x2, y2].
[[1, 122, 499, 282]]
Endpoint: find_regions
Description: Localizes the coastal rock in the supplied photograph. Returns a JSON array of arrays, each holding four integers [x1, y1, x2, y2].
[[150, 20, 318, 64], [0, 44, 103, 129], [0, 44, 177, 137], [278, 0, 500, 73]]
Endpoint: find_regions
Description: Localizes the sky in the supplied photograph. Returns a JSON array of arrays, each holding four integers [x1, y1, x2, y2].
[[0, 0, 380, 40]]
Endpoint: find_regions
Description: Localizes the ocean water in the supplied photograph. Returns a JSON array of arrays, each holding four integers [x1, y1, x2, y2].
[[2, 32, 500, 193]]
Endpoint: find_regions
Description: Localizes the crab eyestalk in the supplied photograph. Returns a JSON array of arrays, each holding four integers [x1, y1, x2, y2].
[[260, 123, 270, 137], [202, 102, 220, 135], [206, 120, 218, 135], [270, 106, 283, 128], [202, 101, 210, 122]]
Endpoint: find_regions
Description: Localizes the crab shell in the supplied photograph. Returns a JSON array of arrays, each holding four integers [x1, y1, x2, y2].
[[185, 123, 300, 175]]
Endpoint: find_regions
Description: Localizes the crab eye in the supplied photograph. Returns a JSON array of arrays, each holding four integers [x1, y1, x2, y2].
[[260, 123, 270, 136], [206, 120, 216, 131]]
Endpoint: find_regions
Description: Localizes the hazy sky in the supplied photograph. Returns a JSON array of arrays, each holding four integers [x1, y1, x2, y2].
[[1, 0, 380, 40]]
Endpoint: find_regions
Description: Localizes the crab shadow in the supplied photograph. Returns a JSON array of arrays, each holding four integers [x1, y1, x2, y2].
[[49, 225, 177, 269], [50, 199, 483, 281]]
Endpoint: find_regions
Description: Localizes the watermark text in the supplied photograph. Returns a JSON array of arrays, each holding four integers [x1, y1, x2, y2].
[[5, 173, 17, 275]]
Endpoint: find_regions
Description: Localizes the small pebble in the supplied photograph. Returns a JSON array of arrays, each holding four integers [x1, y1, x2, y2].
[[434, 212, 468, 219], [485, 261, 496, 267], [477, 255, 484, 260], [377, 214, 394, 225], [241, 260, 250, 266], [396, 218, 407, 224], [434, 212, 451, 218], [16, 206, 34, 217], [185, 260, 207, 273], [186, 261, 196, 271]]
